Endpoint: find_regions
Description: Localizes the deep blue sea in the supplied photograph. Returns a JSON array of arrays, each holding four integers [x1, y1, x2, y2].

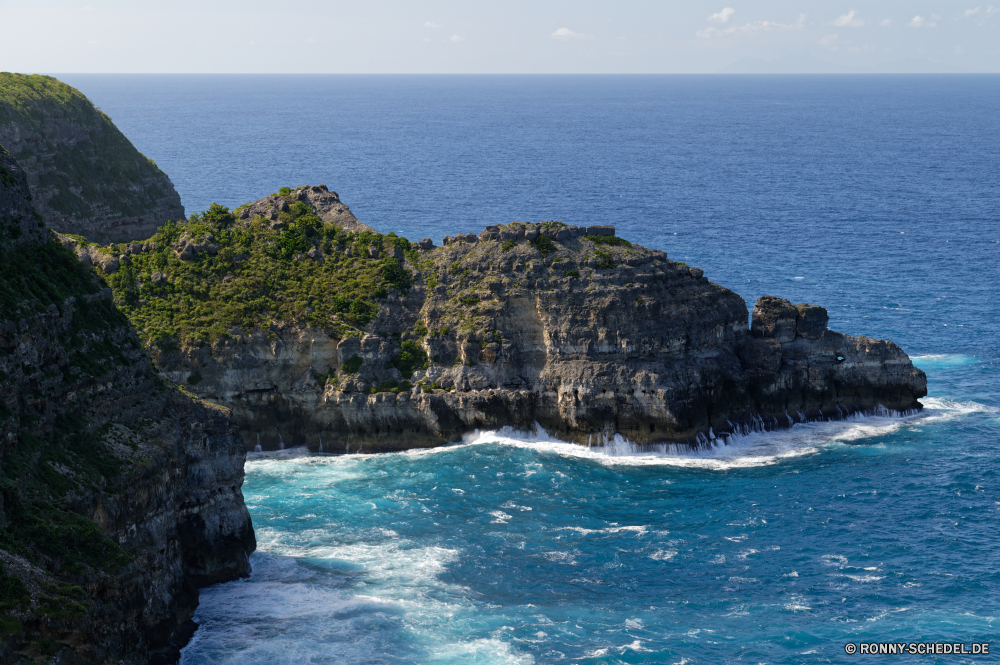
[[59, 75, 999, 664]]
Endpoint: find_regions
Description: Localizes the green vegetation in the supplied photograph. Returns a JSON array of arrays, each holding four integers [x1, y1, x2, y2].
[[594, 249, 616, 270], [390, 340, 429, 378], [531, 234, 556, 256], [0, 239, 101, 314], [565, 269, 581, 279], [341, 355, 363, 374], [101, 199, 415, 347], [0, 73, 177, 221], [0, 562, 29, 615], [583, 234, 631, 247], [369, 379, 413, 394], [0, 238, 149, 640]]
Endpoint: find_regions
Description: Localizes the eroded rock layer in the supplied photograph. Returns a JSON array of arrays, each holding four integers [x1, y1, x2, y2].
[[0, 146, 254, 664], [124, 195, 926, 452]]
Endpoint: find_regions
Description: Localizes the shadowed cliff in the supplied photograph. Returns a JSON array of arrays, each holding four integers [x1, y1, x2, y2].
[[0, 145, 254, 664]]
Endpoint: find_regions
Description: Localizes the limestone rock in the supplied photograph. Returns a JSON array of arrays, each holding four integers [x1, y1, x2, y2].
[[236, 184, 374, 233], [795, 303, 829, 340], [146, 215, 926, 453], [751, 295, 799, 342]]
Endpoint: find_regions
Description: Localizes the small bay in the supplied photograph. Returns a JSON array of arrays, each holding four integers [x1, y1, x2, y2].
[[57, 74, 1000, 663]]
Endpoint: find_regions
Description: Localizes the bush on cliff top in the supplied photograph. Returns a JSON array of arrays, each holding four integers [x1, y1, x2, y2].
[[102, 200, 414, 347]]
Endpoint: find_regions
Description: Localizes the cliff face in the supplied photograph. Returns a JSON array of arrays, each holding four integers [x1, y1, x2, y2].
[[0, 73, 184, 243], [0, 147, 254, 664], [103, 189, 926, 453]]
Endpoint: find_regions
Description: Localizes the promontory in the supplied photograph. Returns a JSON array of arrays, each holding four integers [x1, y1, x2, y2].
[[75, 185, 927, 453]]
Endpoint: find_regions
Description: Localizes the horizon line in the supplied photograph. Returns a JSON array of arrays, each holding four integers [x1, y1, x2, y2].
[[36, 71, 1000, 76]]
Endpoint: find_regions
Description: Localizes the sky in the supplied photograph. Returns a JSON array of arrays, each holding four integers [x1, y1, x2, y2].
[[1, 0, 998, 73]]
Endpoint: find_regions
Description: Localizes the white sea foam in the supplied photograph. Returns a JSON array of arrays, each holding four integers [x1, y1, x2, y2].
[[559, 525, 648, 537], [649, 549, 678, 561], [385, 396, 991, 471], [910, 353, 978, 368]]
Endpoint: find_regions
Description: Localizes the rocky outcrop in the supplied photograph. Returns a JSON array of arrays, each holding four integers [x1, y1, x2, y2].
[[0, 146, 254, 663], [0, 73, 184, 243], [235, 184, 373, 233], [139, 208, 926, 452]]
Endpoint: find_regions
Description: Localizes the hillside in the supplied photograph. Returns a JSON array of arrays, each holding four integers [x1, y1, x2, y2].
[[1, 145, 254, 664], [81, 185, 927, 452], [0, 73, 184, 243]]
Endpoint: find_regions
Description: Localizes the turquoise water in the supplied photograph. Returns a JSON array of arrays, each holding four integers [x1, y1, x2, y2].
[[55, 75, 1000, 663], [178, 356, 999, 664]]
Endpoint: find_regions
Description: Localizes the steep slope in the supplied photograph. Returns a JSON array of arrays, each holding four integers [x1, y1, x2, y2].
[[0, 73, 184, 243], [87, 186, 926, 452], [0, 145, 254, 664]]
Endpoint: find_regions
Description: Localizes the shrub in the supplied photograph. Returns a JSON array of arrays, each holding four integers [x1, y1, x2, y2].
[[341, 355, 363, 374], [186, 370, 202, 385], [278, 187, 292, 196], [583, 234, 630, 247], [370, 379, 413, 394], [391, 340, 428, 378], [501, 239, 516, 253], [531, 235, 556, 256], [565, 269, 581, 279], [381, 258, 411, 291], [0, 563, 29, 613], [595, 249, 615, 270]]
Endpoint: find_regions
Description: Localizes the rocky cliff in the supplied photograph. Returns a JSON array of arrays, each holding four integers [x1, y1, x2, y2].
[[90, 187, 926, 453], [0, 73, 184, 244], [0, 146, 254, 664]]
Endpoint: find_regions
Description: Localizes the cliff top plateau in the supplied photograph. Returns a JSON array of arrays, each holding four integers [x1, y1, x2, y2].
[[1, 145, 254, 664], [0, 73, 184, 244], [78, 186, 927, 453]]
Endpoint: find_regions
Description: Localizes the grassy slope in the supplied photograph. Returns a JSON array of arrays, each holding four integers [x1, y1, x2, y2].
[[99, 195, 416, 348], [0, 73, 175, 220]]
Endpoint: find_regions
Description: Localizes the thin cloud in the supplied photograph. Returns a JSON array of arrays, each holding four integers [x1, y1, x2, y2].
[[551, 27, 590, 40], [956, 6, 998, 23], [819, 34, 840, 50], [832, 10, 864, 27], [879, 18, 892, 26], [697, 14, 805, 38], [424, 21, 442, 28], [708, 7, 735, 23], [449, 34, 464, 42], [908, 15, 937, 27]]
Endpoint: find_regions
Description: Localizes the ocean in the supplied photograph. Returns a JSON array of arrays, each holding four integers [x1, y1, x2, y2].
[[59, 74, 999, 664]]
